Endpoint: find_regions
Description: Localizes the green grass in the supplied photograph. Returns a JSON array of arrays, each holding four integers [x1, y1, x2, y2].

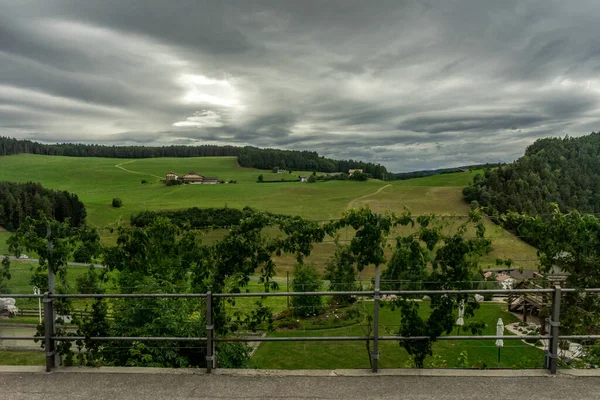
[[0, 231, 11, 255], [391, 170, 483, 187], [6, 261, 93, 308], [0, 154, 385, 227], [0, 154, 538, 273], [0, 351, 45, 365], [252, 302, 545, 369], [350, 178, 539, 270]]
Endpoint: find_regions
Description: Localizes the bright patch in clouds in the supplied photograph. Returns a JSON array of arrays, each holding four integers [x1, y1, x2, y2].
[[177, 74, 241, 108], [173, 110, 224, 128], [5, 1, 600, 171]]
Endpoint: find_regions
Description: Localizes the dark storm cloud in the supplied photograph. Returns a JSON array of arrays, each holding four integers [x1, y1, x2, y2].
[[2, 0, 600, 171]]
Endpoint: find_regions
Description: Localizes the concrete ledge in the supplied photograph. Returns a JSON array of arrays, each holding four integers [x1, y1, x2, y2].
[[1, 366, 599, 378], [559, 369, 600, 377], [55, 366, 207, 375], [0, 366, 45, 373]]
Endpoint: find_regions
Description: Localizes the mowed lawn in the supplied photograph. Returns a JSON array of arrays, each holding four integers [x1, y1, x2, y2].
[[251, 302, 545, 369]]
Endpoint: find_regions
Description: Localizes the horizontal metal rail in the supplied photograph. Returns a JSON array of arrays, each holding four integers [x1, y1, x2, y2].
[[0, 294, 44, 298], [53, 336, 208, 342], [2, 288, 600, 299], [2, 287, 599, 374], [558, 335, 600, 340], [214, 335, 552, 342], [51, 293, 208, 299], [0, 336, 44, 341], [0, 335, 552, 342]]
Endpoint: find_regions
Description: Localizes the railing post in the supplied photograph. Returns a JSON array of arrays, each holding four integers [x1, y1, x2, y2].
[[43, 292, 56, 372], [546, 285, 561, 374], [372, 264, 380, 373], [206, 291, 214, 373]]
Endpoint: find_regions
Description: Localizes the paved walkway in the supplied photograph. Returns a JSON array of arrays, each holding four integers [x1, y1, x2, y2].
[[1, 367, 599, 400]]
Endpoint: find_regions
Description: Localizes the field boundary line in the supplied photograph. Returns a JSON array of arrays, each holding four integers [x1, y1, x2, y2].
[[347, 184, 391, 210], [115, 160, 163, 180]]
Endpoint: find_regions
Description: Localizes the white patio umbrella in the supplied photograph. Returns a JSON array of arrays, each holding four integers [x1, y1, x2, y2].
[[455, 300, 465, 337], [496, 318, 504, 367]]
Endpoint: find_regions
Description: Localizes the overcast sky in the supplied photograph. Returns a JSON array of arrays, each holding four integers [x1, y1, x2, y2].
[[2, 1, 600, 171]]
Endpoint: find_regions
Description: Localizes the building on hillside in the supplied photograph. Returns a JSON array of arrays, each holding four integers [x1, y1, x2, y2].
[[181, 171, 205, 184], [166, 172, 179, 181], [348, 169, 363, 175], [327, 172, 344, 176], [202, 177, 219, 184], [299, 175, 309, 182]]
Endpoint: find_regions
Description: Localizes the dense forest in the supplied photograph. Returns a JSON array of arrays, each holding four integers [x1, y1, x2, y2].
[[0, 181, 86, 230], [0, 137, 388, 179], [463, 132, 600, 216], [236, 146, 388, 179]]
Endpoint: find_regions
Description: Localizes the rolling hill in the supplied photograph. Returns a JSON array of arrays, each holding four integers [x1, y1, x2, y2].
[[0, 154, 538, 272]]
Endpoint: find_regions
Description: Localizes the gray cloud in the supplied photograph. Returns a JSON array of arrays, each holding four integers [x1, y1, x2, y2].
[[2, 0, 600, 171]]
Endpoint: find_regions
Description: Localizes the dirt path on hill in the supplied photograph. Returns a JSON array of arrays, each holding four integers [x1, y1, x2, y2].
[[115, 160, 163, 180], [346, 184, 392, 210]]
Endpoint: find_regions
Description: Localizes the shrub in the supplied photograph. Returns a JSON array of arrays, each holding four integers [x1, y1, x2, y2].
[[112, 198, 122, 208], [73, 243, 94, 263], [216, 342, 251, 368], [350, 171, 369, 181], [291, 263, 322, 317], [76, 266, 105, 294], [141, 180, 148, 184]]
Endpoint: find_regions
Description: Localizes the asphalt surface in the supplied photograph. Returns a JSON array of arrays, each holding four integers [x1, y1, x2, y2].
[[6, 256, 105, 269], [0, 370, 599, 400]]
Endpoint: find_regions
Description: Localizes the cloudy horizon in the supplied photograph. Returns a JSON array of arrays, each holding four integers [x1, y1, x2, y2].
[[2, 1, 600, 172]]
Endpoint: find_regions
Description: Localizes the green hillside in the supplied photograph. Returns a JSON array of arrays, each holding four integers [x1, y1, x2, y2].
[[0, 154, 538, 271]]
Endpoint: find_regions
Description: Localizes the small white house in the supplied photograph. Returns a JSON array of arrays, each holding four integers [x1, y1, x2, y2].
[[299, 175, 309, 182]]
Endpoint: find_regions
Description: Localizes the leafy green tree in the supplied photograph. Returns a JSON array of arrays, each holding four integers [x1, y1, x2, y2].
[[75, 266, 105, 294], [350, 172, 369, 181], [463, 132, 600, 218], [0, 256, 11, 293], [324, 245, 360, 305], [390, 212, 489, 367], [84, 217, 211, 367], [326, 208, 489, 368], [502, 209, 600, 336], [258, 174, 264, 182], [8, 215, 82, 292], [291, 263, 322, 317], [111, 198, 122, 208]]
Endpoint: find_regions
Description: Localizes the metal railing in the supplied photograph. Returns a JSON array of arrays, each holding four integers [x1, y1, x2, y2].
[[1, 287, 599, 374]]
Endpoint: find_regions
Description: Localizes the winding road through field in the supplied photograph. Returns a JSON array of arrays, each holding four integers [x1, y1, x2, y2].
[[115, 160, 163, 180], [346, 184, 391, 210]]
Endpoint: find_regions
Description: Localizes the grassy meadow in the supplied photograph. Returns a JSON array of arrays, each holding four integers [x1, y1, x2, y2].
[[0, 154, 539, 274]]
